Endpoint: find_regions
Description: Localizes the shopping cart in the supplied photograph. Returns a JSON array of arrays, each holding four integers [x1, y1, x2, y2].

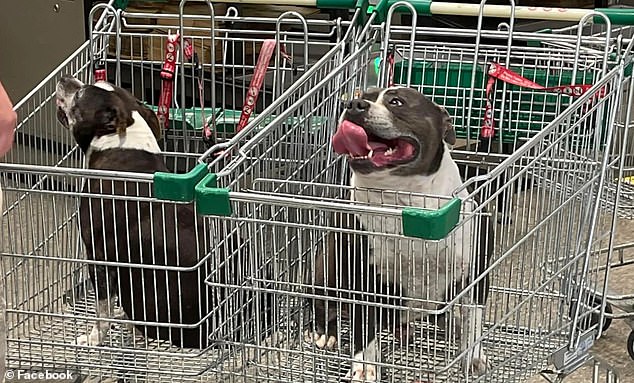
[[550, 3, 634, 364], [589, 33, 634, 366], [184, 1, 634, 382], [0, 0, 364, 382]]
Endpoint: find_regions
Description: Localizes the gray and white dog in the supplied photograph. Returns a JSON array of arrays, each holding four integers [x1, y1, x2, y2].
[[306, 86, 493, 381]]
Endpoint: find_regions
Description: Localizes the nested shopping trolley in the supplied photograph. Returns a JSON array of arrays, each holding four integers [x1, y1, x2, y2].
[[183, 1, 634, 382], [584, 9, 634, 363], [0, 0, 365, 382]]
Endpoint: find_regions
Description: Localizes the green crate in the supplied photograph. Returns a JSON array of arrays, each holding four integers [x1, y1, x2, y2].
[[394, 61, 597, 143], [145, 105, 329, 137], [145, 105, 243, 134]]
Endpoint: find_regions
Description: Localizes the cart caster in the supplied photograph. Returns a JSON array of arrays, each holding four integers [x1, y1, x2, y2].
[[569, 296, 612, 333], [588, 296, 612, 333], [589, 297, 612, 333], [627, 331, 634, 360], [601, 301, 613, 333]]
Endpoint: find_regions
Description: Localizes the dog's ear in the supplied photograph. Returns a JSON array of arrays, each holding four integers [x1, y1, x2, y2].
[[434, 103, 455, 146], [442, 109, 456, 146], [96, 105, 134, 135], [72, 120, 97, 153]]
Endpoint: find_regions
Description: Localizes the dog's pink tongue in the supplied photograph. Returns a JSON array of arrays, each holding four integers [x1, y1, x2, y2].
[[332, 120, 371, 157]]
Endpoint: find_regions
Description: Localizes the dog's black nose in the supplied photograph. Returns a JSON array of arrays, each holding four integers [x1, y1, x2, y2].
[[346, 98, 369, 115]]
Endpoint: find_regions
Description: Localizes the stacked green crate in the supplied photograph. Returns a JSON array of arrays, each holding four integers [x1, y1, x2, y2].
[[394, 60, 597, 143]]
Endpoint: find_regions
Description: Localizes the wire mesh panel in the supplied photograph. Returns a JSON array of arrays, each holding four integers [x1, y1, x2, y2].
[[190, 7, 628, 383], [93, 2, 360, 167], [599, 25, 634, 220], [381, 22, 625, 164]]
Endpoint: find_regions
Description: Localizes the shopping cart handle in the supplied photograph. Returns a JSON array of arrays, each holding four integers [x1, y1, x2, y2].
[[402, 198, 461, 240], [153, 163, 208, 202], [115, 0, 366, 10], [372, 0, 634, 25]]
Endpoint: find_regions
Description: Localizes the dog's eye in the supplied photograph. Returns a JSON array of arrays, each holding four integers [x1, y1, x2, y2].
[[389, 98, 404, 106]]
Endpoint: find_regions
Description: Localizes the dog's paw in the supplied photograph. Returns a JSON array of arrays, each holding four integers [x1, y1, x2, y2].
[[468, 353, 490, 376], [112, 306, 126, 319], [75, 327, 102, 346], [303, 329, 337, 350], [74, 335, 89, 346], [345, 362, 377, 382]]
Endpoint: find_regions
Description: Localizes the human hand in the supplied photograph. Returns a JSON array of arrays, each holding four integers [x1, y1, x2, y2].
[[0, 81, 16, 158]]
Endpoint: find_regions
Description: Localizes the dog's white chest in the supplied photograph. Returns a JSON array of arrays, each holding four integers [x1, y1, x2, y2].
[[85, 111, 161, 161], [350, 151, 473, 307]]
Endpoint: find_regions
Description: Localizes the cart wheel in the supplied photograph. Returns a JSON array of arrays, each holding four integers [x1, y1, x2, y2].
[[590, 295, 613, 333], [569, 296, 612, 332], [627, 331, 634, 360], [601, 301, 613, 333]]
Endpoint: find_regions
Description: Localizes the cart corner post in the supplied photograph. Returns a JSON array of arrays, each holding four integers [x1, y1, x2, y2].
[[152, 163, 208, 202], [402, 197, 461, 240], [193, 173, 232, 216]]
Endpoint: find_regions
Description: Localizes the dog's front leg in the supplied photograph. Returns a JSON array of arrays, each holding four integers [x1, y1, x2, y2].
[[347, 302, 378, 382], [304, 296, 339, 350], [76, 265, 120, 346], [77, 297, 120, 346], [460, 303, 488, 376], [304, 232, 339, 350]]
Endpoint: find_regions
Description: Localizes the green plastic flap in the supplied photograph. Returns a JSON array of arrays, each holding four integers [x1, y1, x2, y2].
[[194, 173, 232, 216], [113, 0, 129, 9], [595, 8, 634, 25], [316, 0, 366, 9], [393, 60, 598, 144], [372, 0, 431, 22], [153, 163, 208, 202], [402, 197, 461, 240]]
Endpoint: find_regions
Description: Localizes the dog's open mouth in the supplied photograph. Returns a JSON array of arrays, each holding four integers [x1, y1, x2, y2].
[[332, 120, 417, 167]]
